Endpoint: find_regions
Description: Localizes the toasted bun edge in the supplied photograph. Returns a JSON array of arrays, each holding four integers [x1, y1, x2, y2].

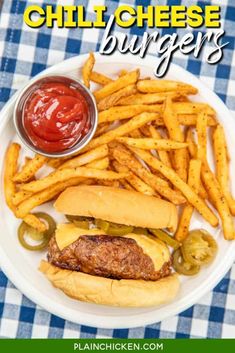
[[39, 260, 180, 307]]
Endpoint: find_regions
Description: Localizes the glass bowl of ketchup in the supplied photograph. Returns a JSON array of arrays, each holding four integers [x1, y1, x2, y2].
[[13, 74, 98, 158]]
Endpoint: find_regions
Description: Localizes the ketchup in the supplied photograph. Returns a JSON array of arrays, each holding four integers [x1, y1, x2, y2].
[[23, 82, 91, 153]]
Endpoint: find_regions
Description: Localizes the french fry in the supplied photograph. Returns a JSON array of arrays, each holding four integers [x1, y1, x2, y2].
[[118, 69, 128, 77], [117, 92, 181, 105], [98, 105, 161, 123], [94, 69, 139, 102], [195, 112, 215, 200], [25, 157, 32, 165], [186, 127, 197, 158], [128, 129, 142, 138], [97, 84, 137, 111], [98, 103, 216, 124], [112, 160, 156, 196], [149, 126, 172, 168], [15, 163, 124, 219], [47, 157, 70, 169], [131, 147, 218, 227], [117, 137, 188, 150], [174, 102, 215, 116], [13, 154, 48, 183], [137, 80, 198, 94], [13, 158, 108, 206], [196, 112, 208, 161], [163, 97, 188, 181], [175, 159, 202, 241], [202, 163, 235, 240], [178, 114, 216, 127], [97, 180, 120, 188], [15, 177, 87, 218], [139, 125, 151, 137], [88, 157, 109, 170], [82, 52, 95, 88], [94, 123, 110, 137], [23, 214, 47, 233], [12, 190, 32, 206], [59, 145, 108, 169], [112, 144, 185, 204], [185, 128, 209, 200], [81, 112, 159, 153], [21, 167, 127, 193], [119, 179, 134, 190], [90, 71, 113, 85], [213, 125, 235, 216], [4, 143, 21, 211]]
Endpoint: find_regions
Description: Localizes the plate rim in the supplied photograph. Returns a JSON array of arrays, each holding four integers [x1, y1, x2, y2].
[[1, 52, 235, 329]]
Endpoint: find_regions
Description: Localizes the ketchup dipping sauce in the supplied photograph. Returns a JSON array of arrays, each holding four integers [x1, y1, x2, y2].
[[14, 75, 98, 157]]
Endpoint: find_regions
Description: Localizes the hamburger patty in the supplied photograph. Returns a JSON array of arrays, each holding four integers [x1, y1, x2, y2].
[[48, 234, 171, 281]]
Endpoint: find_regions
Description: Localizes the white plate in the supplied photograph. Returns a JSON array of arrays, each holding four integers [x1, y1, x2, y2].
[[1, 53, 235, 329]]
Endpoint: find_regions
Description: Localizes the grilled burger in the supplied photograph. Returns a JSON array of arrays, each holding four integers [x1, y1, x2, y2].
[[40, 185, 180, 307]]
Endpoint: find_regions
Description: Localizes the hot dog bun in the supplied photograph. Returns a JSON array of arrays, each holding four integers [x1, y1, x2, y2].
[[54, 185, 178, 231], [39, 260, 179, 307]]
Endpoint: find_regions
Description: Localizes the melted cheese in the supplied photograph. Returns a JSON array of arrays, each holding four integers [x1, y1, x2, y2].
[[55, 224, 104, 250], [124, 233, 170, 271], [55, 224, 170, 271]]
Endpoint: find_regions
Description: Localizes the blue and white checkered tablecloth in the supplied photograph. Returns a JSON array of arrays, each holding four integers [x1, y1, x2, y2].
[[1, 0, 235, 339]]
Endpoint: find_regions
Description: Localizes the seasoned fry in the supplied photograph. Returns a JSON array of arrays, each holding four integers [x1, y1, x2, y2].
[[12, 190, 32, 206], [15, 177, 86, 218], [23, 214, 47, 233], [128, 129, 142, 138], [196, 112, 208, 161], [137, 79, 198, 94], [99, 105, 161, 123], [47, 157, 70, 169], [112, 160, 156, 196], [117, 92, 181, 105], [117, 137, 188, 150], [118, 69, 128, 77], [112, 145, 185, 204], [13, 154, 48, 183], [174, 102, 215, 116], [186, 127, 197, 158], [22, 167, 127, 193], [137, 114, 215, 127], [97, 180, 120, 188], [131, 147, 218, 227], [185, 128, 208, 200], [99, 102, 215, 124], [202, 163, 235, 240], [139, 125, 151, 137], [4, 143, 21, 211], [90, 71, 113, 85], [25, 157, 32, 165], [13, 158, 108, 207], [163, 97, 188, 181], [81, 112, 159, 152], [94, 70, 139, 102], [94, 123, 110, 137], [59, 145, 108, 169], [82, 52, 95, 88], [149, 126, 172, 168], [175, 159, 202, 241], [213, 125, 235, 216], [97, 84, 137, 111], [88, 157, 109, 170], [119, 179, 134, 190]]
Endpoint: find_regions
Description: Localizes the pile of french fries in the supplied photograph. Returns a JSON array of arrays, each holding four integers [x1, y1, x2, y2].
[[4, 52, 235, 241]]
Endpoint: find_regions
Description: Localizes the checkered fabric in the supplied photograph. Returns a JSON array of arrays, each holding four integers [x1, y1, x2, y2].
[[0, 0, 235, 339]]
